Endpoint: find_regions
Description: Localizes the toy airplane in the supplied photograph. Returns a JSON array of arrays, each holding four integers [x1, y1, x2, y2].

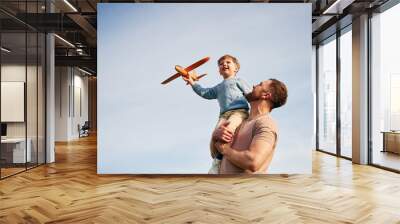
[[161, 57, 210, 85]]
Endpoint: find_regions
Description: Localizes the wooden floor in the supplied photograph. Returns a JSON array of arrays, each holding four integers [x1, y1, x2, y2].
[[0, 167, 26, 178], [373, 150, 400, 171], [1, 135, 400, 223]]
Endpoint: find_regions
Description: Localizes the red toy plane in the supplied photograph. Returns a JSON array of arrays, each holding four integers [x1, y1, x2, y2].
[[161, 57, 209, 85]]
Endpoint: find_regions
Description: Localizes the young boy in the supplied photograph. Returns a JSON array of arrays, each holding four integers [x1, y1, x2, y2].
[[183, 55, 252, 174]]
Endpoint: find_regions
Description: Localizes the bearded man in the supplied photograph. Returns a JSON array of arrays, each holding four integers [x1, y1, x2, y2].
[[213, 79, 288, 174]]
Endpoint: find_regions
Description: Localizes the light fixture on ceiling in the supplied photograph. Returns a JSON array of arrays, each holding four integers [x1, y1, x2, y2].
[[1, 47, 11, 53], [322, 0, 354, 15], [63, 0, 78, 12], [76, 48, 86, 56], [54, 34, 75, 48], [78, 67, 93, 76]]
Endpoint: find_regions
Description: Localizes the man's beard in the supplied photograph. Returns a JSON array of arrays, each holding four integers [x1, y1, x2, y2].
[[245, 92, 260, 102]]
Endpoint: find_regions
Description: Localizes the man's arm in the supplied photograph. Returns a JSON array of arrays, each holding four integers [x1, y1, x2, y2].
[[216, 123, 276, 172], [212, 121, 233, 143]]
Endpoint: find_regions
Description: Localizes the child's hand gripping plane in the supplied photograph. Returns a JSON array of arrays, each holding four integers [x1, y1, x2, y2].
[[161, 57, 209, 85]]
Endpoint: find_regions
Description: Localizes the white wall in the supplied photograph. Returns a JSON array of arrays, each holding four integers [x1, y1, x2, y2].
[[1, 66, 26, 128], [55, 67, 69, 141], [1, 82, 25, 122], [55, 67, 89, 141], [1, 65, 39, 138]]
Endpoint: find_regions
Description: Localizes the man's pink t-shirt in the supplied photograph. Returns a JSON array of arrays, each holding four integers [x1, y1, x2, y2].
[[219, 114, 278, 174]]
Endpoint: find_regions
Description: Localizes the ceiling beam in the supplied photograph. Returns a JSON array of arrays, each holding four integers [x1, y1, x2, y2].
[[67, 13, 97, 44], [55, 55, 96, 72]]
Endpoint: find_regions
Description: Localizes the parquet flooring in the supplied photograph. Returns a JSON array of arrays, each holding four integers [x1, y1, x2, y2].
[[1, 167, 26, 178], [0, 134, 400, 223]]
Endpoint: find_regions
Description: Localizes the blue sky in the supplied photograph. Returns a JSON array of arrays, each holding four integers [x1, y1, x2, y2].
[[98, 3, 312, 174]]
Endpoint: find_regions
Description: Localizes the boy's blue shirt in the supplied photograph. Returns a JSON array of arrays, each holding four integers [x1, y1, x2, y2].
[[191, 76, 252, 114]]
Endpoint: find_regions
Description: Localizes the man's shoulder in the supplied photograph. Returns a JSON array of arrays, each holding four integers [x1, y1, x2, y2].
[[254, 115, 278, 133]]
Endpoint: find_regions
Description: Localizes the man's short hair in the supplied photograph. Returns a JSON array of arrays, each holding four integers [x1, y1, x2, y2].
[[268, 79, 288, 109], [218, 54, 240, 71]]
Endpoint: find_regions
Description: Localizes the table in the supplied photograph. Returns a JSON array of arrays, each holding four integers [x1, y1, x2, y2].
[[1, 138, 32, 163], [382, 131, 400, 154]]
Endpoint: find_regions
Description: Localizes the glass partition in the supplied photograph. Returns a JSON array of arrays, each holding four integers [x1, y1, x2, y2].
[[0, 1, 46, 179], [317, 35, 337, 154], [27, 31, 38, 169], [38, 32, 45, 165], [1, 31, 28, 177], [371, 3, 400, 171], [339, 27, 352, 158]]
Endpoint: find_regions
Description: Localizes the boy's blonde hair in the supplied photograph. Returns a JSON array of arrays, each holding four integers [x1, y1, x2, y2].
[[218, 54, 240, 71]]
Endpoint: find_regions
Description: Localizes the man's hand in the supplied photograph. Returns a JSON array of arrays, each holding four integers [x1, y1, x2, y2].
[[215, 141, 230, 155], [213, 121, 233, 143], [182, 70, 196, 86]]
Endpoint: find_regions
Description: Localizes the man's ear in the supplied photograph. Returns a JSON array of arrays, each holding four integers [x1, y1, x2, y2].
[[261, 92, 272, 100]]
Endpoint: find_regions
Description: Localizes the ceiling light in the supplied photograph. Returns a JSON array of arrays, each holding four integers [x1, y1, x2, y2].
[[54, 34, 75, 48], [1, 47, 11, 53], [63, 0, 78, 12], [76, 48, 85, 55], [78, 67, 93, 76], [322, 0, 354, 15]]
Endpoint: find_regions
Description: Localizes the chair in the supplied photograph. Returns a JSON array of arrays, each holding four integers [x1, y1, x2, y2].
[[79, 121, 90, 138]]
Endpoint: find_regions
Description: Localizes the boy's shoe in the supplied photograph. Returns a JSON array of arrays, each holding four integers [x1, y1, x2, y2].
[[208, 158, 221, 174]]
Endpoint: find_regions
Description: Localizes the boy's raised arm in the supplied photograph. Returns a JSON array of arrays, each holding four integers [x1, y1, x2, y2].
[[183, 70, 217, 100], [191, 84, 217, 100]]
